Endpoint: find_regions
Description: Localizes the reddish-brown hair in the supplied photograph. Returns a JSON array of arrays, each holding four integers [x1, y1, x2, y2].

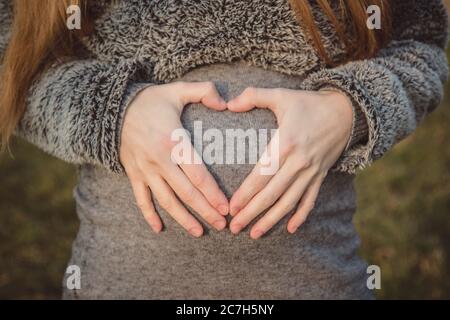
[[290, 0, 391, 64]]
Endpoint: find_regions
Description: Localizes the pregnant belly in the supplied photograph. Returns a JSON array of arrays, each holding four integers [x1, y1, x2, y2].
[[76, 63, 354, 242], [76, 62, 358, 242], [71, 62, 366, 298], [179, 62, 297, 197]]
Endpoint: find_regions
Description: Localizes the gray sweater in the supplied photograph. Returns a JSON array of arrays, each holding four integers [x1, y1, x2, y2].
[[0, 0, 448, 299]]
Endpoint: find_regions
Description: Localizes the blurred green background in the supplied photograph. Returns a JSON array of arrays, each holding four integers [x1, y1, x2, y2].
[[1, 51, 450, 300]]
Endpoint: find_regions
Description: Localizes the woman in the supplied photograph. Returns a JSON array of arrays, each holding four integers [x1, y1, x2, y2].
[[0, 0, 447, 299]]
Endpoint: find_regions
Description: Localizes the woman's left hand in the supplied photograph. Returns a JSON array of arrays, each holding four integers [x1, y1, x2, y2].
[[227, 87, 354, 239]]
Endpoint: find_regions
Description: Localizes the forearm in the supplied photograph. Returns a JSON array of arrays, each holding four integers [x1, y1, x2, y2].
[[301, 0, 448, 174], [17, 59, 152, 173]]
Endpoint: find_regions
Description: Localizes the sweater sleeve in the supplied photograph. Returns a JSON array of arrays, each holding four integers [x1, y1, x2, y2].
[[0, 0, 151, 173], [302, 0, 449, 174]]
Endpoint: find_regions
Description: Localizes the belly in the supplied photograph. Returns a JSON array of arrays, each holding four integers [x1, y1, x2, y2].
[[69, 62, 368, 299], [179, 62, 294, 197], [76, 62, 358, 239]]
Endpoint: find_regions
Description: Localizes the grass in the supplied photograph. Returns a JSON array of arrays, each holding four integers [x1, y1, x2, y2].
[[0, 142, 78, 299], [355, 85, 450, 299]]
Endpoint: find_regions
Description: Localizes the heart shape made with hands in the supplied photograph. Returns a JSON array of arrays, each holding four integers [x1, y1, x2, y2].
[[122, 70, 352, 239]]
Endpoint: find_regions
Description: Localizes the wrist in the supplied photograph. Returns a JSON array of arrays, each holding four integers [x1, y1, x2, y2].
[[319, 88, 368, 150], [319, 88, 353, 112], [319, 88, 353, 125]]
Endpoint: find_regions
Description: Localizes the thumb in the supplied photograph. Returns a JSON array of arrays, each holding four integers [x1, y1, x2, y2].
[[227, 87, 279, 113], [178, 81, 227, 111]]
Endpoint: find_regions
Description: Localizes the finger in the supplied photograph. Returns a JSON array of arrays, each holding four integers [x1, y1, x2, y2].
[[250, 171, 315, 239], [229, 164, 273, 217], [230, 130, 283, 216], [162, 163, 227, 231], [227, 87, 280, 113], [229, 164, 298, 234], [287, 175, 324, 234], [130, 180, 163, 233], [148, 175, 204, 238], [179, 145, 229, 216], [178, 81, 227, 111]]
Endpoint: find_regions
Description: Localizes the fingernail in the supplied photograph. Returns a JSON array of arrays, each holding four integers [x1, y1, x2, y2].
[[218, 204, 229, 216], [189, 227, 203, 238], [288, 225, 298, 234], [230, 223, 243, 235], [213, 219, 226, 231], [252, 229, 265, 240]]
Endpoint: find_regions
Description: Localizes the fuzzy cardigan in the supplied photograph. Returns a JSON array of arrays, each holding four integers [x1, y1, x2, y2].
[[0, 0, 448, 299]]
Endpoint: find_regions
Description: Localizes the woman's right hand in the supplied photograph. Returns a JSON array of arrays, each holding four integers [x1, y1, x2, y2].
[[120, 82, 229, 237]]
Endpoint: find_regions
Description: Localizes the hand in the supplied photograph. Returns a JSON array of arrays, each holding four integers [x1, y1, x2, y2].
[[120, 82, 229, 237], [227, 87, 354, 239]]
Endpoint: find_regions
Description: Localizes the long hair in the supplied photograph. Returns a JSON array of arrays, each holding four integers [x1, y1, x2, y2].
[[0, 0, 391, 150], [289, 0, 391, 64], [0, 0, 90, 151]]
